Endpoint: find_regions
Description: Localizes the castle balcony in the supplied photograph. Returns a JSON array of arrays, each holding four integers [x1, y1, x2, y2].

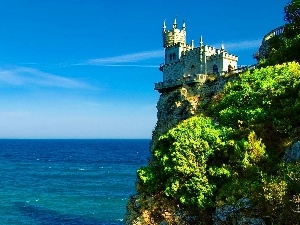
[[159, 63, 164, 71], [154, 78, 183, 92], [185, 74, 208, 84], [154, 74, 208, 92]]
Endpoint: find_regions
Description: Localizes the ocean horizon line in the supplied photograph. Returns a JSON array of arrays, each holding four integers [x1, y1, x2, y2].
[[0, 138, 151, 140]]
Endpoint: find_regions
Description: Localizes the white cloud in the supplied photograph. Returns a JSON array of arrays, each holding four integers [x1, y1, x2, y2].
[[0, 66, 94, 89], [82, 50, 164, 66], [81, 40, 260, 67], [96, 64, 158, 68]]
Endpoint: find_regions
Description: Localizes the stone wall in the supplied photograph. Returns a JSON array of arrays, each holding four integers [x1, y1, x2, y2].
[[161, 46, 238, 87], [163, 61, 184, 82]]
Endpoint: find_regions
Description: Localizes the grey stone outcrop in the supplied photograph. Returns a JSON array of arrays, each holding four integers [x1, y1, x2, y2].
[[283, 141, 300, 162], [213, 198, 266, 225]]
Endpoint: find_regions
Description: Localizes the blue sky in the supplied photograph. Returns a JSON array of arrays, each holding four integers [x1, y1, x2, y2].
[[0, 0, 288, 138]]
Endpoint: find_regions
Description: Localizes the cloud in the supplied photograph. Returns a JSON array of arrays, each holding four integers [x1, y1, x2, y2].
[[82, 50, 164, 66], [0, 66, 94, 89], [81, 39, 260, 67], [95, 64, 158, 68], [219, 39, 262, 51]]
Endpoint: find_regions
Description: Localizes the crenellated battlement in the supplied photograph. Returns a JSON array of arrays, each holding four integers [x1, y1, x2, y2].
[[208, 51, 238, 61], [162, 19, 186, 48], [204, 45, 218, 54]]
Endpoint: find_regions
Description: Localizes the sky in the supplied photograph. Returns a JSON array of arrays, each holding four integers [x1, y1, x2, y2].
[[0, 0, 289, 139]]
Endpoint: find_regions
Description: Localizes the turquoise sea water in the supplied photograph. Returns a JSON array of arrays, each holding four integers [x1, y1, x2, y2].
[[0, 139, 150, 224]]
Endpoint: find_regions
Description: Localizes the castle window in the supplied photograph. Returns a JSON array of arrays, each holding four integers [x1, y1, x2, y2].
[[191, 65, 195, 75], [172, 53, 176, 60], [228, 64, 233, 72], [213, 65, 218, 74], [169, 53, 173, 61]]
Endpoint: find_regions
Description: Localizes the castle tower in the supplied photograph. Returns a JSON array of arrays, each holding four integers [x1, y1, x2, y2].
[[162, 18, 186, 48], [162, 19, 186, 65]]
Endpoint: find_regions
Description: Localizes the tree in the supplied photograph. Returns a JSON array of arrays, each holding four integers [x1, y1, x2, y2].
[[257, 0, 300, 67], [284, 0, 300, 38], [209, 62, 300, 152]]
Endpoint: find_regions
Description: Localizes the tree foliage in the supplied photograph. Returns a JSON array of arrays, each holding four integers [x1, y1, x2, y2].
[[284, 0, 300, 38], [258, 0, 300, 67], [259, 34, 300, 67], [138, 116, 226, 210], [209, 62, 300, 151]]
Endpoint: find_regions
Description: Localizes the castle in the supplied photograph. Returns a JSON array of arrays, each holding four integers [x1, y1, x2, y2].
[[155, 19, 238, 92]]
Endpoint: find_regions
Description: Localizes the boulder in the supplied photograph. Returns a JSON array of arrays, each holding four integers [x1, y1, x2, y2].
[[213, 198, 266, 225], [283, 141, 300, 162]]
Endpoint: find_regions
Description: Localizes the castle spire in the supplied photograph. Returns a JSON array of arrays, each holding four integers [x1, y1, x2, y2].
[[221, 41, 225, 51], [163, 19, 166, 32], [172, 18, 177, 29], [182, 20, 186, 30], [199, 35, 203, 47]]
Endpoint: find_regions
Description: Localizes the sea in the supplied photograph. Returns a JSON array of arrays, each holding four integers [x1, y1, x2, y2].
[[0, 139, 150, 225]]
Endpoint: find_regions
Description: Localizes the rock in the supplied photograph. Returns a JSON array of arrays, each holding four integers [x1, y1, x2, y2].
[[283, 141, 300, 162], [240, 217, 266, 225], [213, 198, 266, 225]]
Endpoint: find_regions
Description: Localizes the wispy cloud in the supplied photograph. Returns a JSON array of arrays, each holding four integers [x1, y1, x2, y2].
[[81, 50, 164, 66], [95, 64, 158, 68], [215, 39, 262, 51], [81, 39, 260, 67], [0, 66, 94, 89]]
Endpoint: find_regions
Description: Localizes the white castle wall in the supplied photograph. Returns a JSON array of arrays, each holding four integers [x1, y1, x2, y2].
[[162, 46, 238, 81], [164, 44, 184, 64], [181, 48, 203, 75], [163, 62, 184, 82]]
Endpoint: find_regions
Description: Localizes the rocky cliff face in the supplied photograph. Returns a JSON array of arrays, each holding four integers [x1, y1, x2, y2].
[[152, 76, 230, 147]]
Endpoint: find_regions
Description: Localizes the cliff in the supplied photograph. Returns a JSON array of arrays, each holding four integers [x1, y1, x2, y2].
[[125, 63, 300, 225], [152, 75, 234, 147]]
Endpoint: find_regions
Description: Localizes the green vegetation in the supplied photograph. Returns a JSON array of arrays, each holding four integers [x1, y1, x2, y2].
[[258, 34, 300, 67], [284, 0, 300, 38], [258, 0, 300, 67], [128, 62, 300, 224]]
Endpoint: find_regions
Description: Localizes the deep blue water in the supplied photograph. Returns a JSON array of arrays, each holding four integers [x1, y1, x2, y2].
[[0, 139, 150, 224]]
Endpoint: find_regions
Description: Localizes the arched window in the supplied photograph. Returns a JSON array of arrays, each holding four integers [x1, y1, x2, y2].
[[191, 65, 195, 75], [169, 53, 173, 61], [228, 64, 233, 72], [213, 65, 218, 74], [172, 53, 176, 60]]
